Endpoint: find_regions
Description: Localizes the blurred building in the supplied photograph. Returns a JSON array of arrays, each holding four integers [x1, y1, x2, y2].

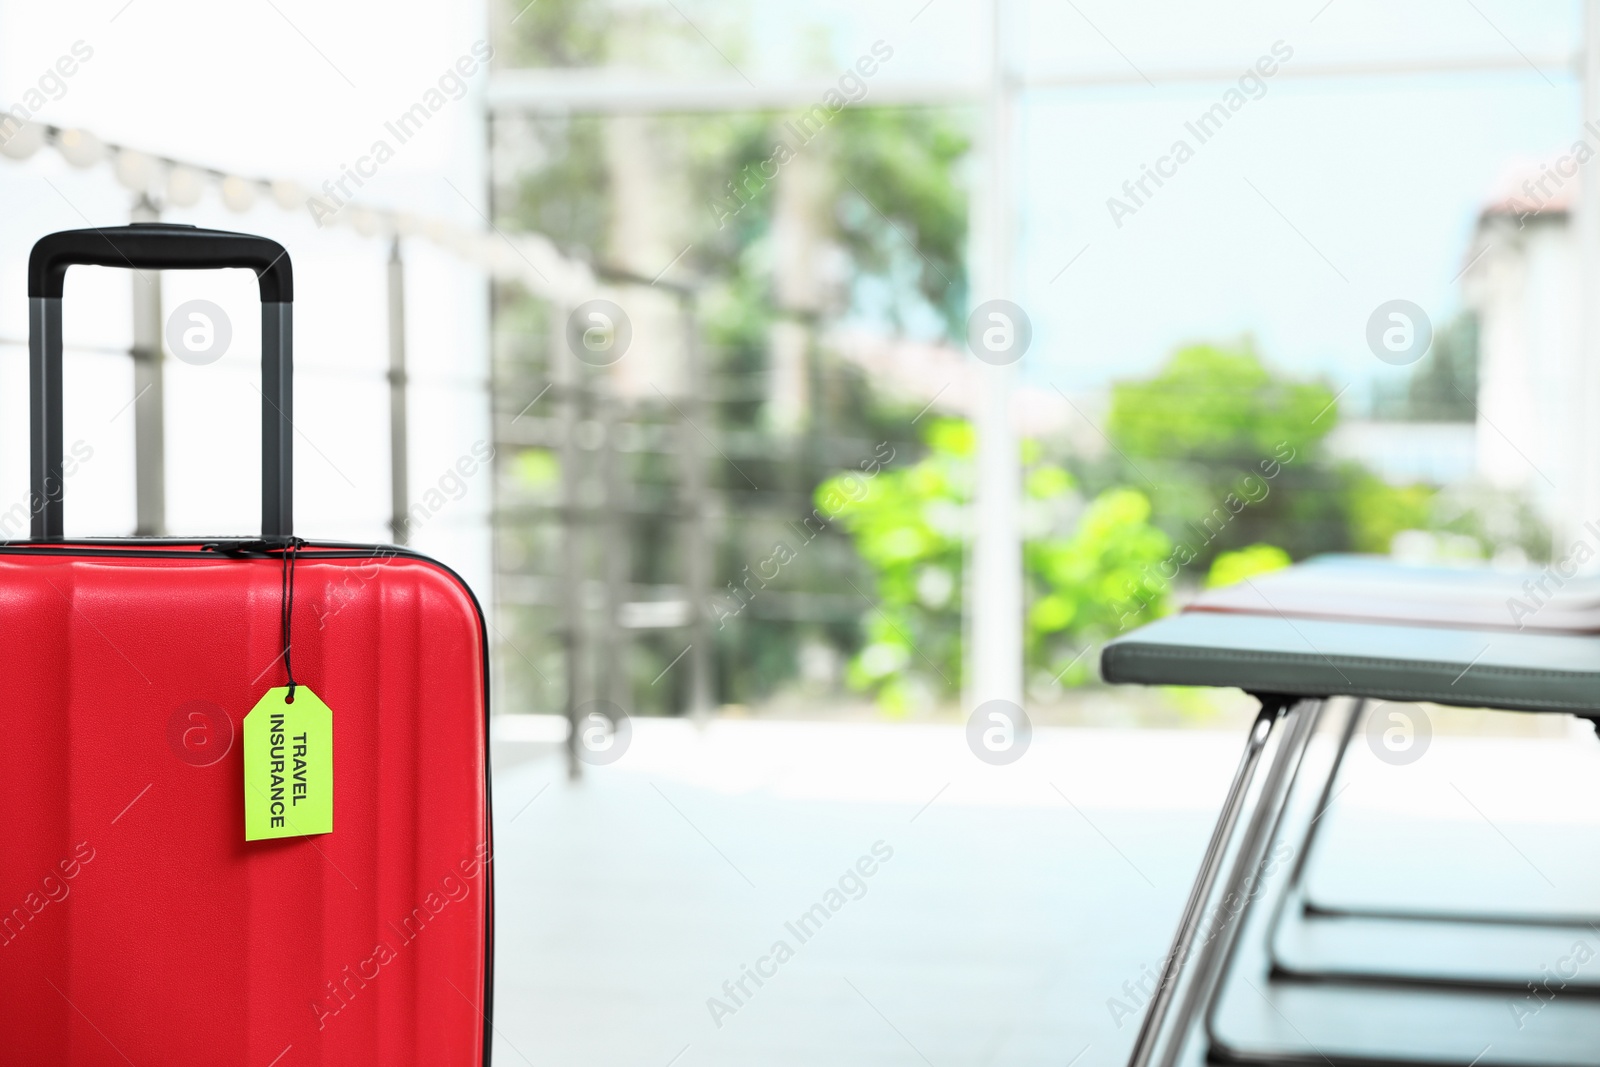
[[1464, 168, 1580, 533], [1331, 163, 1589, 553]]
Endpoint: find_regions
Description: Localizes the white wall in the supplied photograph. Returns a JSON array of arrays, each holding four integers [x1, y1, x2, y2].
[[1465, 213, 1578, 528], [0, 0, 494, 603]]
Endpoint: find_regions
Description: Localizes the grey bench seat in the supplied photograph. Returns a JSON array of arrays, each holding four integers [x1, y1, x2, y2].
[[1100, 611, 1600, 715], [1188, 554, 1600, 633]]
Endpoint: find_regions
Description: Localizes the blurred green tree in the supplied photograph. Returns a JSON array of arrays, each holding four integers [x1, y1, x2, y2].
[[490, 0, 977, 712], [1340, 471, 1434, 554], [820, 419, 1171, 710], [1104, 342, 1348, 568], [1205, 543, 1292, 588], [1108, 343, 1333, 461], [1102, 340, 1540, 572], [1370, 311, 1479, 421]]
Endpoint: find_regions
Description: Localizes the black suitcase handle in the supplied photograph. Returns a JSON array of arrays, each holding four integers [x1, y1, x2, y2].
[[26, 224, 294, 540], [29, 224, 293, 301]]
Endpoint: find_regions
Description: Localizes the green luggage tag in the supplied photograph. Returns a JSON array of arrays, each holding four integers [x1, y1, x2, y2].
[[243, 686, 333, 841], [244, 539, 333, 842]]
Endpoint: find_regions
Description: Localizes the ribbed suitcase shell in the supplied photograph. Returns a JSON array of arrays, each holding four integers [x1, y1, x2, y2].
[[0, 542, 492, 1066]]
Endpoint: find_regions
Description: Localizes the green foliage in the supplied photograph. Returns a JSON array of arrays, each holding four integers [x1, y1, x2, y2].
[[1430, 483, 1549, 560], [1104, 339, 1541, 574], [690, 108, 971, 345], [821, 419, 1171, 709], [512, 448, 560, 490], [833, 109, 971, 337], [1110, 343, 1335, 462], [1025, 487, 1171, 685], [488, 0, 980, 713], [504, 116, 611, 258], [1206, 544, 1292, 589], [1340, 470, 1435, 555], [497, 0, 610, 67], [1372, 311, 1479, 421], [1105, 343, 1347, 567], [1408, 311, 1479, 419], [819, 420, 968, 712]]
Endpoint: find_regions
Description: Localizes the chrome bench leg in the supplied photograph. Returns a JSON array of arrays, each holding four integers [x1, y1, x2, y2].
[[1126, 693, 1307, 1067], [1289, 701, 1600, 930], [1157, 696, 1323, 1067], [1260, 701, 1600, 996]]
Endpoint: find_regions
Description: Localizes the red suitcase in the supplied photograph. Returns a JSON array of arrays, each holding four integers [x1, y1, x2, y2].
[[0, 226, 493, 1066]]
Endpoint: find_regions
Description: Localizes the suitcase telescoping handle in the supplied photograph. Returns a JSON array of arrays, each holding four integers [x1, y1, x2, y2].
[[27, 224, 294, 541]]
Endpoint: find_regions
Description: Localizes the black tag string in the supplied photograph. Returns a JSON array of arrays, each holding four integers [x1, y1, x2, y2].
[[279, 537, 304, 702]]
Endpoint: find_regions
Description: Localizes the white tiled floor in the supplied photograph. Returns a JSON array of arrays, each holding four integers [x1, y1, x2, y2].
[[485, 713, 1600, 1067], [488, 719, 1254, 1067]]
